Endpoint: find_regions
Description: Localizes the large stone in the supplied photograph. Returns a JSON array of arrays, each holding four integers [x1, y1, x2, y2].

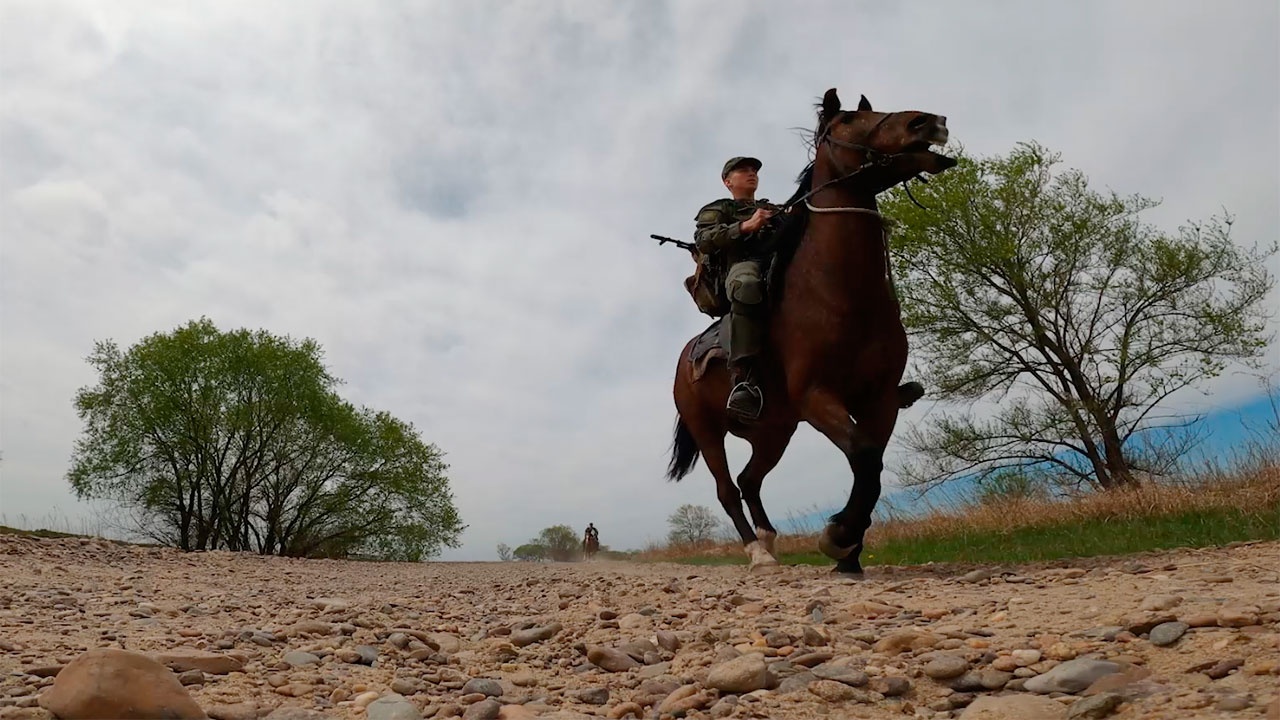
[[151, 650, 245, 675], [1025, 658, 1123, 694], [872, 630, 940, 654], [37, 648, 207, 720], [923, 654, 969, 680], [366, 694, 419, 720], [1068, 692, 1124, 719], [960, 694, 1067, 719], [706, 653, 773, 694]]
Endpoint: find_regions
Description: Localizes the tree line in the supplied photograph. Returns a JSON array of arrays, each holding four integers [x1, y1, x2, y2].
[[67, 318, 465, 561], [495, 505, 729, 560]]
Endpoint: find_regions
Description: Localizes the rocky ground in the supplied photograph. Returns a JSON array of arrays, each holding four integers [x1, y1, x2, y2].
[[1, 535, 1278, 720]]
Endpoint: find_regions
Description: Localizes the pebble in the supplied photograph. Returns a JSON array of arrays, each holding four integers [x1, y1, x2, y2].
[[1140, 594, 1182, 611], [707, 653, 772, 693], [1024, 658, 1123, 694], [586, 646, 639, 673], [1067, 692, 1123, 719], [462, 699, 501, 720], [1011, 649, 1042, 666], [367, 693, 421, 720], [811, 663, 868, 686], [923, 654, 969, 680], [1148, 621, 1189, 646], [574, 687, 609, 705], [870, 676, 911, 697], [282, 651, 320, 667], [808, 679, 861, 701], [511, 623, 562, 647], [1216, 695, 1253, 711], [462, 679, 503, 698]]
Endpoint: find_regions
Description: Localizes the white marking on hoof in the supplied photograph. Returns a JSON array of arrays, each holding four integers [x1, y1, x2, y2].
[[745, 540, 780, 574], [755, 527, 777, 556]]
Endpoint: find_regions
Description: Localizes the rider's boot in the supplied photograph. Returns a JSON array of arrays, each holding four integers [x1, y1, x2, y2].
[[727, 310, 765, 423]]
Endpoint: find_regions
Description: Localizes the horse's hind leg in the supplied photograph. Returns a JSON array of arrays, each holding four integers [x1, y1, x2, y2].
[[690, 426, 777, 571], [738, 427, 796, 559]]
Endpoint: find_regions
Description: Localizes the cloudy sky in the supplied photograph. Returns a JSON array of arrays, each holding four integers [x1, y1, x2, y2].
[[2, 1, 1277, 560]]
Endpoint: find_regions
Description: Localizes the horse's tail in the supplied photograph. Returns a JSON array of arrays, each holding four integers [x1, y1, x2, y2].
[[666, 414, 701, 481]]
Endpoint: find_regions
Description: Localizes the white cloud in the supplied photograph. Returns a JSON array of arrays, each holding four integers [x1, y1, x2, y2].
[[1, 0, 1276, 559]]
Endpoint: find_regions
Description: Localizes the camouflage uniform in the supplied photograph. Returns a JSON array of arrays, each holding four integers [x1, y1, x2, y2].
[[694, 157, 781, 422]]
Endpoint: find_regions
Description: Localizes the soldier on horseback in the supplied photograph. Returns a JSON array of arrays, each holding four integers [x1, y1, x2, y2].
[[693, 156, 781, 422], [693, 156, 927, 423]]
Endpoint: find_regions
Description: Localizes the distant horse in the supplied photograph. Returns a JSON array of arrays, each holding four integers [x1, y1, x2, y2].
[[666, 89, 957, 574], [582, 535, 600, 561]]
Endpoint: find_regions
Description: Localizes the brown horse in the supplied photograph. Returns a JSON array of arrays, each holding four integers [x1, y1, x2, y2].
[[666, 89, 957, 574], [582, 534, 599, 561]]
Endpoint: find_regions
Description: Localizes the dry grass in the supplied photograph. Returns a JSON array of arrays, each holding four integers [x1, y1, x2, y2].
[[639, 450, 1280, 565]]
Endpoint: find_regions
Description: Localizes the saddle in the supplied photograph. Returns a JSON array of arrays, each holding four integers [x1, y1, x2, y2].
[[687, 317, 728, 383]]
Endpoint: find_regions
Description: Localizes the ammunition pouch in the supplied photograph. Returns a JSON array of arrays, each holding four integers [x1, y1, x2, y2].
[[684, 251, 730, 317]]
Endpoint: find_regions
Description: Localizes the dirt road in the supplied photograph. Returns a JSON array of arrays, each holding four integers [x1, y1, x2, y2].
[[1, 535, 1276, 719]]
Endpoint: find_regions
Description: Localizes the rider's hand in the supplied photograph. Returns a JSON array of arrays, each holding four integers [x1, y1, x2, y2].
[[740, 208, 774, 234]]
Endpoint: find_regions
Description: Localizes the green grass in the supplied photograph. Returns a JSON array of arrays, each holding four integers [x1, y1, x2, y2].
[[666, 505, 1280, 568]]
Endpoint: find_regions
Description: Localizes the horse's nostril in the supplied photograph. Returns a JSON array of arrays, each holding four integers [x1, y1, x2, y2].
[[907, 114, 932, 130]]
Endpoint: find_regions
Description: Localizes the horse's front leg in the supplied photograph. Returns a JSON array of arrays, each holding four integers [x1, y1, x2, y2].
[[801, 387, 893, 574]]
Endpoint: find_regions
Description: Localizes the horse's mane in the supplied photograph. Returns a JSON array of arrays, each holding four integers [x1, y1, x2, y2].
[[763, 97, 833, 305], [764, 161, 815, 307]]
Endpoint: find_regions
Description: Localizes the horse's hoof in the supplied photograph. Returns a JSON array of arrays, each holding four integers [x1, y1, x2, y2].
[[750, 561, 782, 576], [818, 524, 855, 561], [755, 528, 778, 556], [745, 540, 780, 574], [833, 556, 865, 577]]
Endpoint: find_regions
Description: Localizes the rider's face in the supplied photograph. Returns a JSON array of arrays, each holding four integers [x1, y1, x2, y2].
[[723, 167, 758, 196]]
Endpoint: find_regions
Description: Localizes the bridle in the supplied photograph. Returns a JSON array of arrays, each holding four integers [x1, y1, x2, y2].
[[776, 111, 929, 298], [779, 112, 930, 216]]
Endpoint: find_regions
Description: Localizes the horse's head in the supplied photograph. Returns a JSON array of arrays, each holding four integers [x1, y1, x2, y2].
[[813, 88, 956, 192]]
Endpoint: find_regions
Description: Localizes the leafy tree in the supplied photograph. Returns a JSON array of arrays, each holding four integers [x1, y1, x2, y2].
[[67, 317, 466, 559], [536, 524, 580, 562], [667, 504, 723, 546], [513, 543, 547, 561], [496, 543, 514, 562], [881, 142, 1276, 490]]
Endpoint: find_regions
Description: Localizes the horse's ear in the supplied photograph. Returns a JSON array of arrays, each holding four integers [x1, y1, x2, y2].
[[858, 94, 873, 111], [822, 88, 841, 120]]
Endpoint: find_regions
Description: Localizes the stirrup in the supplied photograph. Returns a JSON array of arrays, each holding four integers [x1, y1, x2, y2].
[[727, 382, 764, 421]]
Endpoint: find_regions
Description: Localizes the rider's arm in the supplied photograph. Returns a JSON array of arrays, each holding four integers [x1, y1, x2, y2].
[[694, 202, 743, 254]]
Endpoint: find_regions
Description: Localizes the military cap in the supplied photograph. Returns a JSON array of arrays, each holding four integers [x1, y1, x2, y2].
[[721, 156, 762, 179]]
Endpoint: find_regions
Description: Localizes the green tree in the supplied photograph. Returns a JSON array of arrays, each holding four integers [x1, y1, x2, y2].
[[882, 142, 1276, 490], [536, 524, 580, 562], [67, 317, 465, 560], [667, 504, 723, 546], [513, 543, 547, 561], [496, 543, 514, 562]]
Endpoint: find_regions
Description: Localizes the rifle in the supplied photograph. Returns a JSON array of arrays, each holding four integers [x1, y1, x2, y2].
[[651, 234, 697, 253]]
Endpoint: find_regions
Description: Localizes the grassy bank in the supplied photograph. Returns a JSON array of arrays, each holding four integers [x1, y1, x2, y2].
[[641, 455, 1280, 568]]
